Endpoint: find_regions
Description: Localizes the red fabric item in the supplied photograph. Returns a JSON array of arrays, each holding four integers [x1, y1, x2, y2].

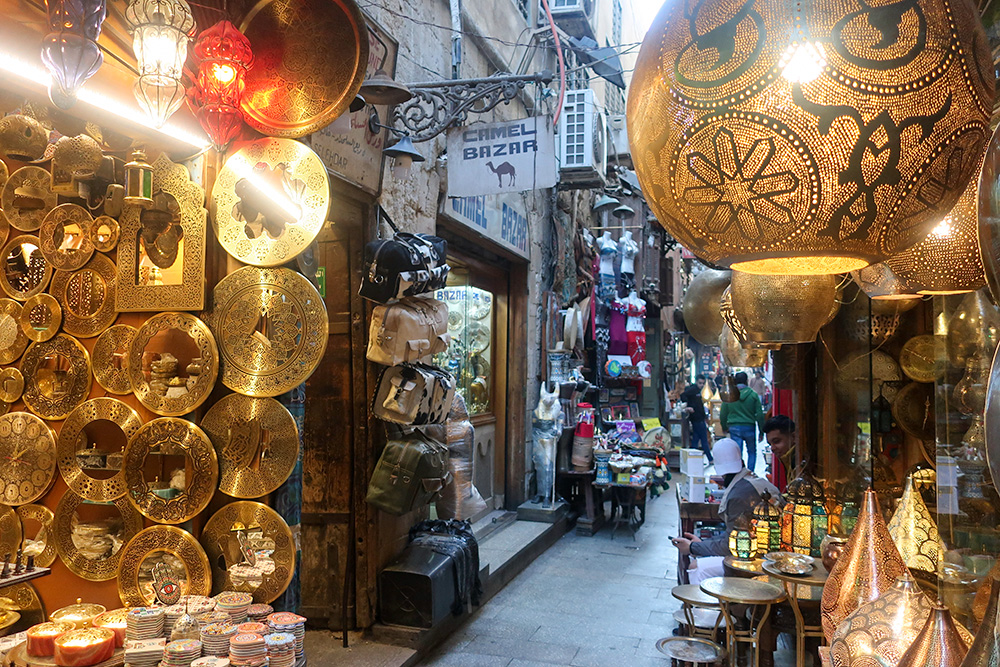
[[627, 330, 646, 365]]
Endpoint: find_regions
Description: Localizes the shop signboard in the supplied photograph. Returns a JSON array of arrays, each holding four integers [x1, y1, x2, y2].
[[446, 117, 557, 197], [440, 193, 531, 260]]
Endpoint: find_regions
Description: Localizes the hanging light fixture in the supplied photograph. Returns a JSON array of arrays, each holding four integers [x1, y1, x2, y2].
[[896, 603, 970, 667], [963, 576, 1000, 667], [612, 204, 635, 220], [383, 135, 425, 179], [627, 0, 993, 275], [359, 69, 413, 105], [124, 149, 154, 207], [731, 271, 838, 344], [887, 476, 943, 574], [593, 194, 619, 215], [40, 0, 108, 109], [681, 268, 731, 346], [126, 0, 196, 128], [720, 323, 767, 368], [752, 491, 781, 558], [852, 262, 923, 301], [189, 20, 254, 149]]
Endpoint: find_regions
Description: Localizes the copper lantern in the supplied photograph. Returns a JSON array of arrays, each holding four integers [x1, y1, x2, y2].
[[731, 271, 838, 344]]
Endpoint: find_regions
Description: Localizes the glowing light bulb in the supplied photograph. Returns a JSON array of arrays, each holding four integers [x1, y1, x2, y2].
[[780, 42, 827, 84], [212, 63, 236, 84]]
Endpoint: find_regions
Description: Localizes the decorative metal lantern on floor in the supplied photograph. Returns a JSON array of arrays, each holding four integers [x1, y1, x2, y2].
[[752, 491, 781, 557], [783, 473, 825, 556], [729, 515, 758, 561]]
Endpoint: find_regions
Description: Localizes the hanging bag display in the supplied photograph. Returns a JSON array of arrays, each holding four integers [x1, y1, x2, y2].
[[366, 430, 452, 515], [367, 297, 450, 366], [360, 233, 450, 303], [373, 363, 456, 425]]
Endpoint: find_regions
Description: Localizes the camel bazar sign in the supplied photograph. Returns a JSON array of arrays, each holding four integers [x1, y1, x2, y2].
[[440, 193, 531, 260], [446, 116, 557, 197]]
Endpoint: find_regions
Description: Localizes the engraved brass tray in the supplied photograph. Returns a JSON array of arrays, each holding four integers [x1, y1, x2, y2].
[[58, 398, 143, 502], [2, 167, 57, 232], [0, 583, 45, 637], [92, 325, 137, 396], [55, 490, 143, 582], [0, 235, 52, 302], [90, 216, 119, 253], [0, 412, 56, 505], [50, 253, 117, 338], [20, 333, 92, 421], [0, 367, 23, 403], [117, 525, 211, 607], [0, 298, 29, 364], [38, 203, 94, 272], [19, 293, 60, 343], [16, 503, 56, 568], [0, 505, 22, 560]]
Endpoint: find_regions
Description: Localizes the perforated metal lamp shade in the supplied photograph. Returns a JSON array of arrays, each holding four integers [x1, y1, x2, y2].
[[626, 0, 993, 276], [852, 262, 922, 301], [681, 268, 731, 345], [896, 604, 971, 667], [887, 477, 943, 574], [730, 271, 838, 344]]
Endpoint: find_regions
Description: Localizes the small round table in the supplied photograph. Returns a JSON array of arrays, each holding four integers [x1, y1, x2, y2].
[[700, 576, 786, 667], [761, 560, 828, 667], [656, 636, 725, 666], [672, 584, 723, 641]]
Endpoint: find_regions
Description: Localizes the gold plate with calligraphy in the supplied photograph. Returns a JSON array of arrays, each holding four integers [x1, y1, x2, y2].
[[0, 505, 21, 561], [58, 398, 143, 502], [208, 266, 327, 397], [89, 216, 119, 253], [50, 253, 117, 338], [20, 334, 92, 421], [16, 504, 56, 568], [39, 204, 94, 272], [0, 299, 29, 364], [117, 525, 211, 607], [211, 138, 330, 266], [2, 167, 57, 232], [200, 501, 295, 603], [0, 209, 11, 251], [0, 235, 52, 302], [19, 293, 60, 343], [123, 418, 218, 524], [92, 325, 137, 395], [201, 394, 299, 498], [0, 412, 56, 505], [54, 490, 143, 581]]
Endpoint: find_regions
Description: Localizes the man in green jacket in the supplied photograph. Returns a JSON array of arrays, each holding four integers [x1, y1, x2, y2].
[[719, 371, 765, 473]]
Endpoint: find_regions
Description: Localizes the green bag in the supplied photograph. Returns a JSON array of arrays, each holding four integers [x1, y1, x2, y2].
[[366, 432, 452, 515]]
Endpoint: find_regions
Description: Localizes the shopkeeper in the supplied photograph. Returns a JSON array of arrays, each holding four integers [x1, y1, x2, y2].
[[671, 438, 781, 585], [763, 415, 795, 494]]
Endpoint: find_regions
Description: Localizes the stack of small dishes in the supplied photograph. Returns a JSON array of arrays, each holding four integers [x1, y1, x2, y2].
[[126, 607, 165, 641], [162, 638, 203, 667], [215, 592, 253, 624], [200, 622, 237, 657], [229, 632, 266, 667]]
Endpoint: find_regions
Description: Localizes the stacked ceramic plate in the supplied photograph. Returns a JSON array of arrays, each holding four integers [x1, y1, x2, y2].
[[265, 632, 295, 667], [180, 595, 217, 615], [162, 638, 203, 667], [215, 592, 253, 624], [229, 632, 266, 667], [267, 612, 306, 657], [247, 604, 273, 623], [160, 603, 186, 637], [126, 607, 165, 642], [200, 622, 237, 657], [124, 637, 166, 667], [236, 622, 267, 636], [192, 657, 231, 667], [196, 611, 231, 626]]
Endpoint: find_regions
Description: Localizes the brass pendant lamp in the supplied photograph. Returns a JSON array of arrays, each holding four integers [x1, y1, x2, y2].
[[682, 268, 731, 345], [730, 271, 838, 344], [896, 603, 970, 667], [887, 476, 943, 574]]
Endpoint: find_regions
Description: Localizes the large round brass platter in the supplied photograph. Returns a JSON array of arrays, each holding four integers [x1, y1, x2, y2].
[[0, 505, 22, 559], [54, 490, 143, 581], [0, 235, 52, 301], [200, 501, 295, 603], [92, 324, 137, 395], [0, 367, 23, 403], [0, 583, 45, 637], [212, 138, 330, 266], [117, 525, 211, 607], [209, 266, 328, 397], [128, 312, 218, 416], [239, 0, 369, 138], [201, 394, 300, 498], [57, 398, 143, 502], [0, 412, 56, 505], [21, 334, 92, 421], [19, 293, 60, 343], [892, 382, 937, 441], [2, 167, 56, 232], [16, 504, 56, 567], [39, 204, 95, 271], [123, 418, 218, 524], [0, 298, 29, 364], [50, 253, 117, 338], [0, 209, 12, 250]]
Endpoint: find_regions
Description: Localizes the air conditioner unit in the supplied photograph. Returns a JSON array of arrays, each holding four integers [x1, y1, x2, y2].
[[607, 114, 631, 166], [557, 89, 608, 190], [539, 0, 595, 38]]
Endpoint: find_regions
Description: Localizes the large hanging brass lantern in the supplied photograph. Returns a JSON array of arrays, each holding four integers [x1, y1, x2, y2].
[[976, 119, 1000, 305], [720, 323, 767, 368], [852, 262, 923, 301], [627, 0, 993, 276], [682, 268, 731, 345], [731, 271, 838, 344]]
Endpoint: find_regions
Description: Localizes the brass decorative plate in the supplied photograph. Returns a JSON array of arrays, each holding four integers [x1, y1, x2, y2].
[[19, 293, 60, 342], [90, 216, 119, 253], [212, 138, 330, 266], [239, 0, 369, 138], [900, 335, 947, 384], [129, 312, 218, 416], [117, 525, 211, 607], [0, 235, 52, 301], [50, 253, 117, 338], [0, 583, 45, 637], [892, 382, 936, 441], [123, 418, 218, 524], [16, 504, 56, 567], [58, 398, 143, 502], [0, 505, 22, 560], [21, 334, 92, 421], [0, 209, 11, 250], [54, 490, 143, 581], [0, 412, 56, 505], [0, 367, 23, 403], [209, 266, 328, 397], [38, 204, 94, 271], [0, 299, 29, 364], [200, 501, 295, 603], [2, 167, 57, 232], [201, 394, 300, 498], [92, 324, 137, 395]]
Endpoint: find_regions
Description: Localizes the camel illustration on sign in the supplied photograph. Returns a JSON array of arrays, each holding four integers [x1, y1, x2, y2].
[[486, 161, 515, 187]]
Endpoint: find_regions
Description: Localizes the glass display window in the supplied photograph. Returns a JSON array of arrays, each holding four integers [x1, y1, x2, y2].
[[434, 284, 494, 416]]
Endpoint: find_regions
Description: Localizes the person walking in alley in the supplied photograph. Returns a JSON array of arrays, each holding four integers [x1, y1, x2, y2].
[[720, 371, 765, 472], [680, 375, 712, 464]]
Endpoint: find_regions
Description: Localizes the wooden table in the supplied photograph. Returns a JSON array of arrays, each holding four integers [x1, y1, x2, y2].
[[596, 482, 648, 539], [762, 560, 828, 667], [676, 485, 721, 536], [701, 577, 785, 667], [557, 469, 605, 536]]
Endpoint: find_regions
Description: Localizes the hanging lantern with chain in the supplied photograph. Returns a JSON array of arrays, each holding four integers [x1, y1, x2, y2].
[[126, 0, 196, 128], [189, 21, 254, 150]]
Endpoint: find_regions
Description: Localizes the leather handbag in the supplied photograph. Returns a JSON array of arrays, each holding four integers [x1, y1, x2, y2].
[[366, 430, 452, 515], [360, 233, 450, 303], [373, 363, 456, 425], [367, 297, 450, 366]]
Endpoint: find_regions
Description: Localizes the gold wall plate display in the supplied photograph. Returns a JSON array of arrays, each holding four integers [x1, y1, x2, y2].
[[0, 367, 23, 403], [200, 501, 295, 603], [893, 382, 937, 441], [19, 293, 60, 343], [92, 325, 136, 396], [0, 235, 52, 302], [54, 490, 143, 581], [128, 312, 218, 416], [117, 525, 211, 607], [201, 394, 300, 498], [38, 204, 95, 272], [0, 298, 29, 365], [123, 418, 218, 524], [0, 209, 11, 250], [0, 583, 45, 637], [21, 334, 92, 421], [2, 167, 57, 232], [0, 505, 22, 560], [209, 266, 328, 397], [0, 412, 56, 505], [58, 398, 143, 503], [212, 138, 331, 266], [90, 216, 119, 252], [900, 335, 948, 384], [16, 504, 56, 568], [50, 253, 117, 339], [116, 153, 207, 312]]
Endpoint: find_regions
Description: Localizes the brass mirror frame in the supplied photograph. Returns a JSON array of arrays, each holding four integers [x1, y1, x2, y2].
[[16, 504, 56, 568], [0, 298, 29, 364], [58, 398, 143, 502], [90, 216, 119, 253], [116, 153, 206, 312], [2, 167, 57, 232], [117, 525, 211, 607], [38, 203, 95, 272], [0, 505, 22, 560], [50, 253, 118, 338], [200, 501, 295, 603], [19, 293, 61, 343], [0, 367, 23, 404], [92, 325, 137, 396], [54, 490, 143, 581], [0, 235, 52, 302], [0, 412, 56, 506], [20, 333, 92, 421]]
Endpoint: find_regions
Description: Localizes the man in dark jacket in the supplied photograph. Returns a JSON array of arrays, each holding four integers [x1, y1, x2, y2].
[[680, 375, 712, 463], [720, 371, 766, 473]]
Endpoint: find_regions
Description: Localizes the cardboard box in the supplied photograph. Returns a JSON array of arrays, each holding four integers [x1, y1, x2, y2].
[[680, 448, 704, 477], [688, 476, 708, 503]]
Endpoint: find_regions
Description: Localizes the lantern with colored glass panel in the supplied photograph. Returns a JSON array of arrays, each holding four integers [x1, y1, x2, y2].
[[190, 20, 254, 150], [786, 473, 824, 556], [729, 515, 757, 561], [752, 491, 781, 557], [810, 482, 828, 558]]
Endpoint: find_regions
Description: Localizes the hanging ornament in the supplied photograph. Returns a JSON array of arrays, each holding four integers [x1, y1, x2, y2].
[[40, 0, 108, 109], [681, 268, 730, 345], [189, 20, 254, 150], [731, 271, 838, 344], [125, 0, 196, 128], [887, 476, 943, 574]]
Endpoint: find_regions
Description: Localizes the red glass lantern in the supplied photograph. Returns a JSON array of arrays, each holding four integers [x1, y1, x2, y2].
[[189, 20, 253, 149]]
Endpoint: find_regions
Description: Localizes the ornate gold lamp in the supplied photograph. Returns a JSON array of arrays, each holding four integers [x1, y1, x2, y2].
[[720, 323, 767, 368], [887, 476, 942, 574], [963, 577, 1000, 667], [852, 262, 924, 302], [896, 603, 970, 667], [752, 491, 782, 557], [729, 514, 758, 561], [781, 473, 827, 557], [731, 271, 838, 344], [682, 268, 731, 345], [125, 0, 196, 128]]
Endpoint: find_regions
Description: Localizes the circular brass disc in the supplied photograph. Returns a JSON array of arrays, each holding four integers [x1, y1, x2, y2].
[[200, 501, 295, 603], [0, 209, 12, 250], [117, 525, 211, 607], [21, 334, 92, 421], [2, 167, 56, 232], [57, 398, 143, 502], [19, 293, 60, 342], [0, 299, 29, 364], [123, 418, 218, 524], [201, 394, 300, 498], [0, 235, 52, 301], [0, 505, 22, 560], [212, 138, 331, 266], [89, 216, 119, 252], [54, 490, 143, 581], [900, 335, 947, 384], [0, 367, 23, 403], [39, 204, 94, 271], [129, 313, 218, 416], [210, 266, 328, 397], [0, 412, 56, 505], [0, 583, 45, 637], [16, 504, 56, 567], [892, 382, 937, 441], [50, 253, 117, 338], [92, 325, 137, 395]]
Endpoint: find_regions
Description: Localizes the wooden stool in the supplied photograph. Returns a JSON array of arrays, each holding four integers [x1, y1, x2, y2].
[[656, 636, 725, 666], [672, 584, 723, 641], [700, 576, 785, 667]]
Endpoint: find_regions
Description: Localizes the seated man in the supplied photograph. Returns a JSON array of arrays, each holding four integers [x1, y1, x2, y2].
[[672, 438, 782, 585]]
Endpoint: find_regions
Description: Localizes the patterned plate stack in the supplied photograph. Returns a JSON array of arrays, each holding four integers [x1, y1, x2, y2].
[[236, 622, 266, 635], [161, 638, 203, 667], [265, 632, 295, 667], [192, 657, 231, 667], [267, 612, 306, 658], [196, 611, 231, 626], [247, 604, 273, 623], [200, 622, 237, 657], [229, 632, 266, 667], [124, 637, 166, 667], [180, 596, 217, 615], [214, 592, 253, 624], [126, 607, 165, 642]]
